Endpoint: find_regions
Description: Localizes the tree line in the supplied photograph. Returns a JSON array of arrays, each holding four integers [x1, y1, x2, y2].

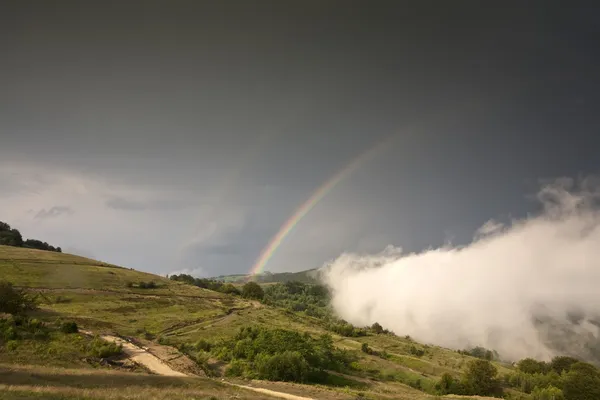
[[0, 221, 62, 252], [169, 273, 265, 300]]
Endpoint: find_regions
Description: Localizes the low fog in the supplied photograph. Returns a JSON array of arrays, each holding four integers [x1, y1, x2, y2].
[[321, 178, 600, 362]]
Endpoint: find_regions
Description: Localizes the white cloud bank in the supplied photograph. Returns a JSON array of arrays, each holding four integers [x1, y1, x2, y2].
[[321, 177, 600, 362]]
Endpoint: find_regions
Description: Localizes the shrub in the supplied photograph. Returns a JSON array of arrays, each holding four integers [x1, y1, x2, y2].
[[225, 359, 246, 377], [409, 345, 425, 357], [0, 316, 49, 341], [436, 372, 462, 395], [462, 359, 500, 396], [550, 355, 579, 374], [562, 362, 600, 400], [87, 337, 122, 358], [138, 281, 157, 289], [361, 343, 371, 354], [532, 385, 565, 400], [194, 338, 212, 352], [518, 358, 549, 374], [0, 318, 19, 341], [60, 321, 78, 334], [464, 346, 498, 361], [255, 351, 310, 382], [220, 283, 240, 296], [0, 281, 37, 315], [241, 282, 264, 300], [371, 322, 383, 334]]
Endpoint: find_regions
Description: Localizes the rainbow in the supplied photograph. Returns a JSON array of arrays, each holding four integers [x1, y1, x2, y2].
[[248, 134, 397, 279]]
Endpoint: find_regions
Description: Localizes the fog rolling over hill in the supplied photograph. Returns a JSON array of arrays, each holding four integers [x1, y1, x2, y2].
[[322, 177, 600, 363]]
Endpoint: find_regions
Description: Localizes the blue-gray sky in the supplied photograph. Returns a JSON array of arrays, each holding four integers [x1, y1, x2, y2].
[[1, 1, 599, 276]]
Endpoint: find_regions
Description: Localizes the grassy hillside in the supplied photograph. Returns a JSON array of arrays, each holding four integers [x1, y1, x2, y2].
[[2, 245, 597, 399]]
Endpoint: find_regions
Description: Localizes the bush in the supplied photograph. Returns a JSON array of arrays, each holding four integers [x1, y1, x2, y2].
[[241, 282, 264, 300], [462, 346, 498, 361], [0, 316, 49, 341], [220, 283, 240, 296], [436, 372, 464, 395], [532, 385, 565, 400], [225, 359, 247, 377], [562, 362, 600, 400], [409, 345, 425, 357], [138, 281, 157, 289], [60, 321, 78, 334], [550, 355, 579, 374], [255, 351, 309, 382], [0, 318, 19, 341], [87, 337, 122, 358], [371, 322, 383, 334], [462, 359, 500, 396], [328, 321, 367, 337], [194, 338, 212, 352], [518, 358, 549, 374], [0, 281, 37, 315]]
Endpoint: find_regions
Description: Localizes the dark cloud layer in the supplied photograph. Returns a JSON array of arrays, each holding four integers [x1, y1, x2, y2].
[[1, 2, 599, 274]]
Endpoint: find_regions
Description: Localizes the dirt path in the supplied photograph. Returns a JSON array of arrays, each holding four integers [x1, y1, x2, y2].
[[98, 334, 187, 377], [224, 383, 315, 400]]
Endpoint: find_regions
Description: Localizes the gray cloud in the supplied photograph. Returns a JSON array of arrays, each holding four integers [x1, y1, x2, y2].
[[105, 197, 192, 212], [34, 206, 74, 220], [0, 3, 598, 276]]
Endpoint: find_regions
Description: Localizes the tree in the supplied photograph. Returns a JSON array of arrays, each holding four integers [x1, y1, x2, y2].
[[242, 281, 264, 300], [60, 321, 79, 334], [371, 322, 383, 334], [517, 358, 549, 374], [550, 356, 579, 374], [562, 362, 600, 400], [0, 281, 37, 315], [462, 359, 500, 396], [220, 283, 241, 296], [0, 222, 23, 247], [436, 372, 464, 395], [532, 385, 565, 400], [255, 351, 309, 382]]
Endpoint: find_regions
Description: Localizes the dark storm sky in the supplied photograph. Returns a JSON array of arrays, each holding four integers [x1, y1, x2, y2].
[[1, 2, 599, 275]]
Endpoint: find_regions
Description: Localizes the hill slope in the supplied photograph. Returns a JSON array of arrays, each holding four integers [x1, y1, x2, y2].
[[2, 245, 584, 400]]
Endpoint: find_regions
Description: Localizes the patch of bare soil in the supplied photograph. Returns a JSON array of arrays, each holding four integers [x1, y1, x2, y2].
[[128, 336, 207, 377]]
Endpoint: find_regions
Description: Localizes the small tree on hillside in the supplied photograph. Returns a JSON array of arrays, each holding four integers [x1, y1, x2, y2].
[[550, 355, 579, 374], [221, 283, 241, 296], [562, 362, 600, 400], [461, 359, 500, 396], [242, 281, 264, 300], [0, 281, 37, 315], [532, 385, 565, 400], [517, 358, 549, 374], [371, 322, 383, 334]]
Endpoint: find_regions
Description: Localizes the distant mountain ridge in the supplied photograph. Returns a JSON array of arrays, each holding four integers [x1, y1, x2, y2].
[[213, 268, 320, 284]]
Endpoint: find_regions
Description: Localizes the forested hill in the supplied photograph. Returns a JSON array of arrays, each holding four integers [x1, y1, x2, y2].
[[0, 221, 62, 252]]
